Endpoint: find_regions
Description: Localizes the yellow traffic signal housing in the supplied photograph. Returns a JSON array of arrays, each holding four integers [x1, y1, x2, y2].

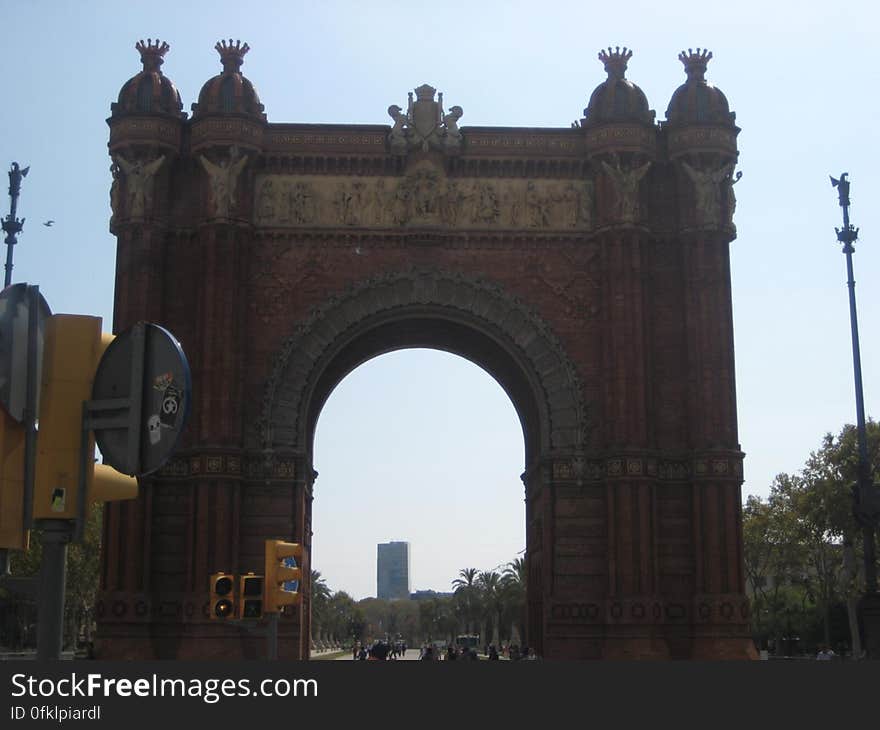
[[210, 572, 236, 620], [33, 316, 137, 519], [0, 409, 28, 549], [239, 573, 264, 619], [264, 540, 303, 613]]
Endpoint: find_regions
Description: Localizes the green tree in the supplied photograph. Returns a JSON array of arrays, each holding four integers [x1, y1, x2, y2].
[[418, 597, 439, 642], [742, 492, 798, 648], [9, 502, 104, 651], [325, 590, 357, 644], [743, 420, 880, 656], [800, 420, 880, 653]]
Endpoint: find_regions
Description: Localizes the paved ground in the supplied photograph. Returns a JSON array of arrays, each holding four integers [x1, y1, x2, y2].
[[336, 648, 420, 661]]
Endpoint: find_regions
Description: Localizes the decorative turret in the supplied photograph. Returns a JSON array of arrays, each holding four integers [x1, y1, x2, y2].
[[665, 48, 735, 126], [582, 47, 655, 126], [191, 39, 266, 120], [111, 39, 184, 118], [664, 49, 740, 233]]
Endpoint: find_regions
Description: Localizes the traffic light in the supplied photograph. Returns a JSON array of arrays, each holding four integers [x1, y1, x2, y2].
[[264, 540, 303, 613], [33, 315, 137, 520], [210, 572, 236, 619], [0, 409, 27, 549], [239, 573, 264, 619]]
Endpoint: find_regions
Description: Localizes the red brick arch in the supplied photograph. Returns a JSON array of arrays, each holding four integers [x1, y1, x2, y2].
[[99, 44, 756, 660]]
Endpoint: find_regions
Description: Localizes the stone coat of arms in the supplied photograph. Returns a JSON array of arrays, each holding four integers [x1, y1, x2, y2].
[[388, 84, 463, 154]]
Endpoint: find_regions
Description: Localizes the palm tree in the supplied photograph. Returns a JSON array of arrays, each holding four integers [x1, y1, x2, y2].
[[452, 568, 480, 635], [477, 570, 504, 649], [501, 557, 527, 645]]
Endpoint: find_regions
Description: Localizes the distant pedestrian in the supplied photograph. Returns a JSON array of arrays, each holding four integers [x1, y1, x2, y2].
[[446, 646, 457, 661], [421, 645, 434, 661], [488, 645, 499, 660]]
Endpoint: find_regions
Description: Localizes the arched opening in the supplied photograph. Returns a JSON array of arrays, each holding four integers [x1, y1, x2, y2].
[[304, 313, 546, 465], [311, 348, 526, 650], [260, 270, 591, 658]]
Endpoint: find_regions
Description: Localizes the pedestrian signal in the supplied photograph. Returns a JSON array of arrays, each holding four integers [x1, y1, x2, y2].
[[210, 572, 236, 620], [239, 573, 264, 619]]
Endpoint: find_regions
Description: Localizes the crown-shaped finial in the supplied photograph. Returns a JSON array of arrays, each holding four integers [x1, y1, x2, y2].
[[598, 46, 632, 80], [215, 39, 250, 72], [136, 38, 170, 73], [678, 48, 713, 82]]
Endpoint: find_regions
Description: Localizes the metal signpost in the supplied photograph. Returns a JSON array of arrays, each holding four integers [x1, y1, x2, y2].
[[33, 320, 191, 659]]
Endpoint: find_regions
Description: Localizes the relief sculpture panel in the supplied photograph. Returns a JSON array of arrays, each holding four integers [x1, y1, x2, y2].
[[254, 172, 595, 231]]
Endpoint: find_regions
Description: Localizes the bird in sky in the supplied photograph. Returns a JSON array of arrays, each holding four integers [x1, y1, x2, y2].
[[43, 220, 54, 227]]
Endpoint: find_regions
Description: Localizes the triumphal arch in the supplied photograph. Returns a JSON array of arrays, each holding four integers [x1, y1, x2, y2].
[[98, 39, 755, 659]]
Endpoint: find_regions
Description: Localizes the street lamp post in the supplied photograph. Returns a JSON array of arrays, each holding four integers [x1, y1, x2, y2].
[[2, 162, 29, 288], [0, 162, 29, 576], [830, 172, 880, 658]]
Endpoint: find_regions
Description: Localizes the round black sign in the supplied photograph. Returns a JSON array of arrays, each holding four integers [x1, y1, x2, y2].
[[92, 322, 191, 476]]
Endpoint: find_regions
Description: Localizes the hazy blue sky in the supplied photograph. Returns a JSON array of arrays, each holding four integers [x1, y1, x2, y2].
[[2, 1, 878, 599]]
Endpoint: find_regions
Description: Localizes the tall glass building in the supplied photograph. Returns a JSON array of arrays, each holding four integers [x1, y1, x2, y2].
[[377, 541, 410, 600]]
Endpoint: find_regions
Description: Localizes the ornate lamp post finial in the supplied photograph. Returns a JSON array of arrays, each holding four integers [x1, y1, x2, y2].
[[2, 161, 29, 288]]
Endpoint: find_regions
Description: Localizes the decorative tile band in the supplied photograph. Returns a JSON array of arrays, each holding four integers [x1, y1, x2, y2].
[[157, 453, 297, 480], [548, 595, 749, 626], [550, 453, 744, 482]]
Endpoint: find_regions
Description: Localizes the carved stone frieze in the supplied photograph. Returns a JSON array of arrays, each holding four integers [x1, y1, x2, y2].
[[254, 172, 595, 230], [108, 116, 182, 154], [667, 125, 739, 160]]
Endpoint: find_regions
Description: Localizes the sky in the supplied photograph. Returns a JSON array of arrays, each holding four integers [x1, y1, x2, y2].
[[2, 0, 878, 600]]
